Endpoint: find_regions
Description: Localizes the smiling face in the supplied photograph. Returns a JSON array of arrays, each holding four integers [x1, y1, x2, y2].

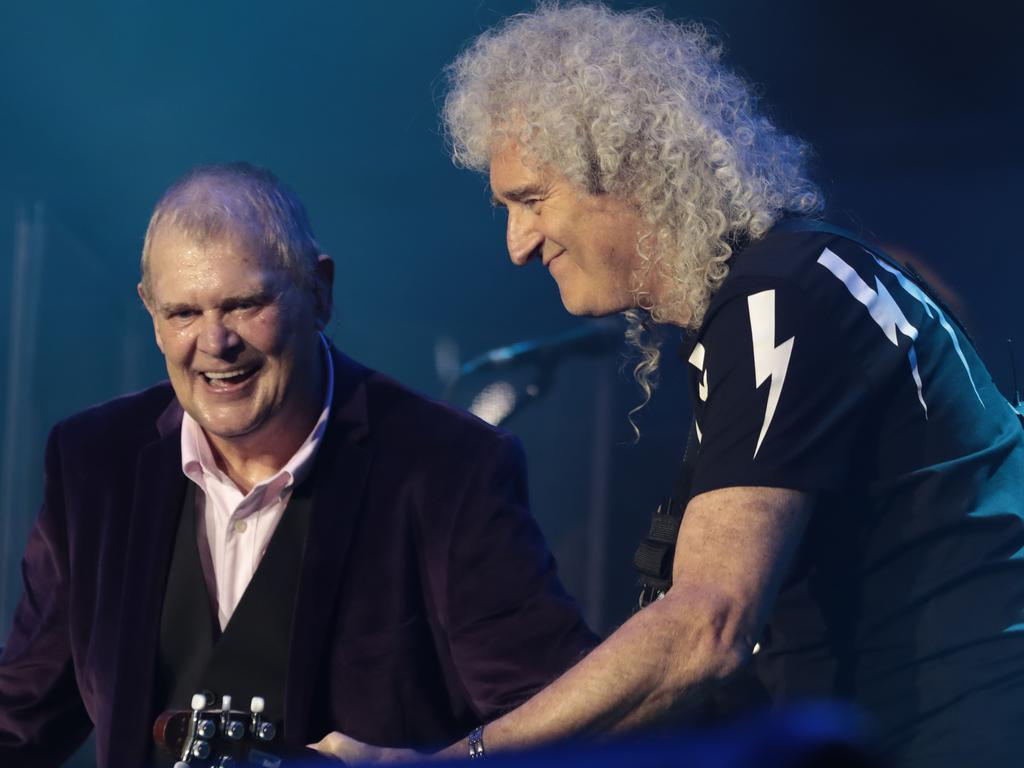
[[489, 141, 648, 316], [140, 224, 332, 458]]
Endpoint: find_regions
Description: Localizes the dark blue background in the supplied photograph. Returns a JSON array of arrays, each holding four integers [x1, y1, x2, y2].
[[0, 3, 1019, 760]]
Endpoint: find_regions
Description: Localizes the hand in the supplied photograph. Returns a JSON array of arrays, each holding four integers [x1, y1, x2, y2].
[[309, 731, 425, 763]]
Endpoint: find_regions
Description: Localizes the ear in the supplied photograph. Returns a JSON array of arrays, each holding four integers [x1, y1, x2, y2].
[[137, 282, 165, 355], [312, 254, 334, 331]]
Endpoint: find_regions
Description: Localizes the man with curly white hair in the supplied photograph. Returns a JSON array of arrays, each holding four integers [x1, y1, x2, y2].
[[314, 3, 1024, 766]]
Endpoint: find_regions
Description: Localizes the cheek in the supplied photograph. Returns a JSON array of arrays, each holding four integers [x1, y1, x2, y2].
[[154, 326, 189, 363], [246, 308, 293, 351]]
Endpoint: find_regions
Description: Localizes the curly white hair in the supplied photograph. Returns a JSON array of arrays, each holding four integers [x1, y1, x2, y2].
[[444, 2, 823, 426]]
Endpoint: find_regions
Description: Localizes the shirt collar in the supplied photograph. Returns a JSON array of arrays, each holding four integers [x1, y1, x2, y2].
[[180, 333, 335, 497]]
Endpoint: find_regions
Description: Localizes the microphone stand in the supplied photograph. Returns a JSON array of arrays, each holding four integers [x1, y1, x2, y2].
[[445, 319, 621, 427]]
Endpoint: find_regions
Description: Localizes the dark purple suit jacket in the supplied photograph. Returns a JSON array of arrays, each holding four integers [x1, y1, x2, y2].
[[0, 349, 597, 767]]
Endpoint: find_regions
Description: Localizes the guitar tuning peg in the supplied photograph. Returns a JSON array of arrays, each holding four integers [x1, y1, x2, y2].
[[250, 696, 264, 734], [256, 720, 276, 742], [190, 740, 212, 760], [248, 695, 275, 740], [195, 718, 216, 740], [220, 694, 244, 740], [224, 718, 245, 741], [190, 691, 216, 740]]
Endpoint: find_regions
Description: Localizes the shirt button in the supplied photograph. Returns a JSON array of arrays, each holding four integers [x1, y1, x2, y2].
[[234, 520, 248, 534]]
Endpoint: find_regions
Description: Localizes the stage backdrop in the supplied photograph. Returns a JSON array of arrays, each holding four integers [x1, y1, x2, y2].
[[0, 4, 1019, 763]]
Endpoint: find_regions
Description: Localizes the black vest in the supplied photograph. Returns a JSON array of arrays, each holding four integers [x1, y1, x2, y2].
[[153, 480, 313, 753]]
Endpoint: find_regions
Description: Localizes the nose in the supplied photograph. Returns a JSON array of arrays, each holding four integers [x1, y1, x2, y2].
[[197, 312, 242, 358], [506, 208, 544, 266]]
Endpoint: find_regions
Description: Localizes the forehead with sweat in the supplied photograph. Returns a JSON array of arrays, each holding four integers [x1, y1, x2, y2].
[[142, 177, 295, 298]]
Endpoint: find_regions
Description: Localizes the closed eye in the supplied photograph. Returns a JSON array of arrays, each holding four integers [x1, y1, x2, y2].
[[492, 184, 549, 211], [491, 197, 542, 214]]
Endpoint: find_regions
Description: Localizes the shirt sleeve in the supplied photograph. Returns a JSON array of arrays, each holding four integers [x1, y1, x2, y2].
[[687, 278, 874, 497]]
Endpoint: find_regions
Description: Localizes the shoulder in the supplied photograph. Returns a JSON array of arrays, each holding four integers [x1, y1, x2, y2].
[[370, 371, 517, 456], [336, 352, 520, 463], [725, 225, 877, 290], [51, 381, 177, 457], [702, 224, 885, 333]]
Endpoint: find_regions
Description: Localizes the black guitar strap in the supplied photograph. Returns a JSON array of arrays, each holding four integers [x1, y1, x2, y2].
[[633, 395, 700, 609]]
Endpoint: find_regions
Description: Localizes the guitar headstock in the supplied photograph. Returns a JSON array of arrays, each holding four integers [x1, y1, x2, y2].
[[154, 692, 309, 767]]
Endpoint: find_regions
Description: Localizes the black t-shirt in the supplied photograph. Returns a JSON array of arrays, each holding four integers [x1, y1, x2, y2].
[[685, 226, 1024, 766]]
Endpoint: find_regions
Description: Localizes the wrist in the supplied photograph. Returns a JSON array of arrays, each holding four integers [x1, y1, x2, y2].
[[468, 725, 486, 759]]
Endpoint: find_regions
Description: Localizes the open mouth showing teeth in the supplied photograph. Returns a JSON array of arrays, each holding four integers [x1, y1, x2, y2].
[[201, 366, 259, 386]]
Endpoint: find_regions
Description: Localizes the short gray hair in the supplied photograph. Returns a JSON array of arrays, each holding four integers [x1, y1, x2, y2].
[[140, 162, 321, 298]]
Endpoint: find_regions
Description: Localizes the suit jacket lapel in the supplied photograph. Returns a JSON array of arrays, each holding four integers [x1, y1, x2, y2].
[[104, 348, 373, 754], [108, 400, 187, 766], [284, 349, 373, 744]]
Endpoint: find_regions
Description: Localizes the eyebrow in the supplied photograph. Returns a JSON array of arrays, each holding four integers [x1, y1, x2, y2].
[[158, 301, 198, 315], [490, 184, 548, 207], [158, 290, 273, 315], [221, 290, 274, 309]]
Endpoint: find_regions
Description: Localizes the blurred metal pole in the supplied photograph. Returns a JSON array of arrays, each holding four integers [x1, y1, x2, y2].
[[1, 203, 45, 630], [585, 358, 613, 632]]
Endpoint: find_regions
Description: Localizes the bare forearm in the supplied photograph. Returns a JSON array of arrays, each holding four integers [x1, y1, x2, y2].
[[436, 589, 745, 758], [311, 591, 751, 763], [312, 488, 807, 765]]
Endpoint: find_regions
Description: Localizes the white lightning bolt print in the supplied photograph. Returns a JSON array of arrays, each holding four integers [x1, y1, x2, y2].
[[873, 257, 983, 407], [688, 342, 708, 443], [688, 343, 709, 401], [817, 248, 928, 416], [748, 290, 795, 458]]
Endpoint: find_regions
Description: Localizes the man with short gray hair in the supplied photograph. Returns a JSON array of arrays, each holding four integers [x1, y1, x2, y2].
[[0, 162, 597, 767]]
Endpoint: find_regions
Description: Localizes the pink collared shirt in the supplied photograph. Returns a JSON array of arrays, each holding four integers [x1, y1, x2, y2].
[[180, 334, 334, 630]]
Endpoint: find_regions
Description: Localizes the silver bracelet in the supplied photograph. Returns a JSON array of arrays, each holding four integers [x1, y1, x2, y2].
[[468, 725, 486, 759]]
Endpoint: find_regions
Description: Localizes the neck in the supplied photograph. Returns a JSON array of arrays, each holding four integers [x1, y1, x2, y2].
[[639, 278, 692, 329], [208, 441, 303, 495], [658, 305, 692, 328]]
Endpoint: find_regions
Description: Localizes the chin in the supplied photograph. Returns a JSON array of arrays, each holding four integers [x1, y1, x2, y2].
[[558, 289, 590, 316], [557, 275, 632, 317], [559, 294, 620, 318], [195, 421, 254, 442], [211, 423, 259, 439], [191, 408, 266, 441]]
